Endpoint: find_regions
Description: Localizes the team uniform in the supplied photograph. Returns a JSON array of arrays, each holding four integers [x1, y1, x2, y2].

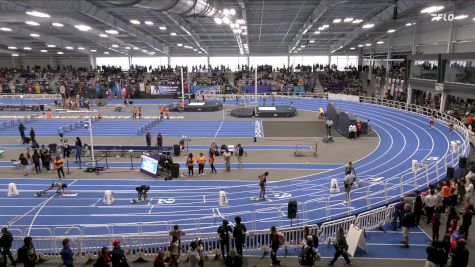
[[36, 182, 67, 197], [132, 185, 150, 203]]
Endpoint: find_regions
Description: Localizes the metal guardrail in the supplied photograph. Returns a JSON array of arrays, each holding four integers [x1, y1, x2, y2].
[[0, 93, 62, 100], [4, 94, 470, 258]]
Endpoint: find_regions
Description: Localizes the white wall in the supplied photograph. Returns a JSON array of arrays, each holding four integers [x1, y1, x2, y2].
[[0, 56, 90, 68]]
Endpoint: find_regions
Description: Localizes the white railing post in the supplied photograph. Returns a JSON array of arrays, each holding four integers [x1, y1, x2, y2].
[[400, 175, 404, 196]]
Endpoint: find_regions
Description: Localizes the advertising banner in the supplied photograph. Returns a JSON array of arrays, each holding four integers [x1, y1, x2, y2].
[[190, 85, 220, 93], [244, 85, 272, 93], [151, 85, 180, 95]]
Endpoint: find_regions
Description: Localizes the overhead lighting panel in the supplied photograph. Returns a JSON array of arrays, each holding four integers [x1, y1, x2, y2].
[[8, 46, 17, 50], [377, 41, 384, 44], [350, 47, 355, 50], [362, 23, 374, 29], [65, 46, 73, 50], [74, 25, 91, 31], [30, 33, 40, 37], [99, 34, 108, 38], [352, 19, 363, 24], [23, 47, 32, 50], [387, 29, 396, 33], [454, 15, 468, 20], [57, 51, 64, 54], [159, 26, 167, 30], [26, 11, 50, 18], [333, 18, 342, 23], [12, 54, 19, 57], [40, 50, 48, 53], [420, 5, 444, 14], [214, 17, 222, 24], [47, 44, 56, 48], [105, 30, 118, 35], [25, 21, 40, 26], [78, 47, 85, 50], [144, 21, 154, 25], [0, 27, 12, 32], [130, 19, 141, 25], [52, 22, 64, 27], [344, 18, 354, 22], [90, 49, 97, 52], [170, 32, 177, 36]]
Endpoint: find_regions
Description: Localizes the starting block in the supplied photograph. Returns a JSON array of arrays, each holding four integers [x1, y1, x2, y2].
[[130, 198, 144, 204], [103, 190, 114, 205], [8, 183, 19, 197], [61, 193, 78, 197]]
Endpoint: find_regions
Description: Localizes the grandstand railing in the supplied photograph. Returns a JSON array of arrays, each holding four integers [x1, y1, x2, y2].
[[5, 94, 470, 259], [0, 93, 62, 100]]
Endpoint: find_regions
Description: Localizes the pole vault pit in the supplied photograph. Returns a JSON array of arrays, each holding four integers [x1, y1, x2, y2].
[[168, 100, 223, 112], [230, 106, 297, 118]]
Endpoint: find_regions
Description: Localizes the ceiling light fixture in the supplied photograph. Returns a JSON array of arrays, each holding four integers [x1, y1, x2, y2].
[[111, 44, 119, 48], [52, 22, 64, 27], [365, 43, 372, 46], [8, 46, 17, 50], [198, 51, 202, 54], [344, 17, 354, 22], [387, 29, 396, 33], [90, 49, 97, 52], [105, 30, 118, 34], [229, 8, 236, 15], [333, 18, 342, 23], [130, 19, 141, 25], [357, 44, 364, 47], [177, 43, 183, 47], [314, 31, 321, 34], [23, 47, 32, 50], [57, 51, 64, 54], [47, 44, 56, 48], [170, 32, 177, 36], [405, 22, 413, 26], [99, 34, 108, 38], [12, 54, 19, 57], [377, 41, 384, 44], [104, 51, 109, 54], [65, 46, 73, 50], [223, 17, 230, 24], [352, 19, 363, 24], [40, 50, 47, 53], [309, 40, 315, 43], [301, 45, 306, 48], [350, 47, 355, 50], [25, 21, 40, 26], [78, 47, 85, 50], [0, 27, 12, 32], [454, 14, 468, 20], [420, 5, 444, 14], [362, 23, 374, 29], [74, 25, 91, 31], [133, 47, 139, 50], [144, 21, 154, 25], [30, 33, 40, 37], [125, 47, 131, 50], [214, 17, 222, 24], [159, 26, 166, 30], [26, 11, 50, 18]]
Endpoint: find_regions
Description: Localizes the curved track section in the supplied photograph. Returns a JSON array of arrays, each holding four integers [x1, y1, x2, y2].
[[0, 98, 467, 236]]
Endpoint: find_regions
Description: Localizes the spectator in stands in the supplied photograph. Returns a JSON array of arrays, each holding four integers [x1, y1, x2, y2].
[[60, 238, 73, 267], [425, 240, 445, 267], [94, 247, 111, 267], [401, 204, 414, 248], [217, 220, 233, 260], [17, 237, 37, 267], [187, 153, 194, 176], [111, 240, 127, 267], [461, 204, 474, 239], [145, 132, 152, 147], [19, 153, 29, 176], [54, 155, 65, 179], [446, 206, 460, 234], [450, 239, 469, 267], [197, 153, 206, 176], [224, 250, 242, 267], [425, 189, 439, 224], [269, 226, 282, 267], [413, 190, 423, 226], [432, 206, 441, 241], [328, 227, 351, 266], [29, 128, 36, 143], [1, 227, 15, 267], [75, 137, 82, 164], [233, 216, 246, 256], [18, 123, 26, 143]]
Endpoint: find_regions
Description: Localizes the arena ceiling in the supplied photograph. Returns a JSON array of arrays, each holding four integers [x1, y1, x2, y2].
[[0, 0, 467, 57]]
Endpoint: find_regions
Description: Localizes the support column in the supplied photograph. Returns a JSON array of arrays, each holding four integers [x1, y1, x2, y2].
[[406, 83, 413, 105], [328, 54, 331, 65], [287, 54, 290, 68], [440, 91, 447, 113], [207, 56, 210, 67], [89, 55, 97, 69], [385, 38, 392, 79], [127, 56, 132, 68], [411, 20, 418, 55], [446, 3, 456, 53], [168, 56, 171, 67]]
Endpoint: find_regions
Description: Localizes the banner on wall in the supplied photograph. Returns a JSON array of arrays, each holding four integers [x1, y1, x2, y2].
[[283, 85, 294, 92], [244, 85, 272, 93], [294, 86, 305, 94], [150, 85, 180, 95], [327, 93, 360, 103], [139, 83, 145, 92], [190, 85, 220, 93]]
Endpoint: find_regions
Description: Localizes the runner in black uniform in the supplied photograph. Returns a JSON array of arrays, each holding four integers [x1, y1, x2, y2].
[[36, 182, 67, 197], [133, 185, 150, 203]]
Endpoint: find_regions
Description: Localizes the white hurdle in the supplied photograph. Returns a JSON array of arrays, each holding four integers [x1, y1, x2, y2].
[[8, 183, 19, 197], [103, 190, 114, 205]]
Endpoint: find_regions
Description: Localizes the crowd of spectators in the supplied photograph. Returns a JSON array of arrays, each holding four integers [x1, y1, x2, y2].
[[319, 64, 362, 95]]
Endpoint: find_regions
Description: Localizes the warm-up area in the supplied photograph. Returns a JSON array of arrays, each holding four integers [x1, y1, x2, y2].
[[1, 1, 475, 267]]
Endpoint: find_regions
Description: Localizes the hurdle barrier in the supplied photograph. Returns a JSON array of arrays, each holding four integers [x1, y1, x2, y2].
[[0, 114, 39, 130], [137, 118, 160, 135], [57, 115, 100, 135]]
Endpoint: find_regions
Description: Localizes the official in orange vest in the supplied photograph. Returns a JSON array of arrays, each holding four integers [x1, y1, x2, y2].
[[54, 155, 65, 179], [159, 106, 165, 120], [132, 106, 137, 119], [164, 107, 170, 120], [138, 106, 143, 119], [197, 153, 206, 176]]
